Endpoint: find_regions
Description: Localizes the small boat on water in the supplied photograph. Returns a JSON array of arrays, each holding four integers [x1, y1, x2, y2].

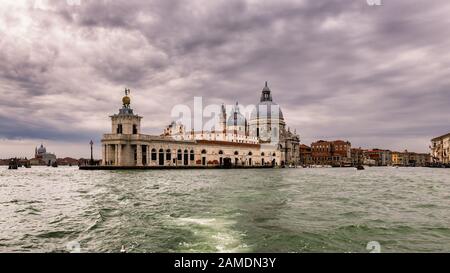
[[52, 161, 58, 168], [8, 159, 19, 170], [356, 165, 365, 170]]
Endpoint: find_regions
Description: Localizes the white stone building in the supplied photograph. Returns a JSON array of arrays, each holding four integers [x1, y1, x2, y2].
[[101, 84, 300, 167], [431, 133, 450, 164], [33, 144, 57, 165]]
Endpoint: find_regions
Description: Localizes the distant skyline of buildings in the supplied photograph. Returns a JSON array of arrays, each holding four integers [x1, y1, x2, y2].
[[2, 133, 448, 167], [0, 130, 447, 162]]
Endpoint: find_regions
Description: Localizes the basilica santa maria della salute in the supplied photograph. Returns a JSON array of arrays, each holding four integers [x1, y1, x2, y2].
[[101, 83, 300, 168]]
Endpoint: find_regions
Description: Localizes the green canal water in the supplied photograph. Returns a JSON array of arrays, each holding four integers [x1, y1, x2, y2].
[[0, 166, 449, 252]]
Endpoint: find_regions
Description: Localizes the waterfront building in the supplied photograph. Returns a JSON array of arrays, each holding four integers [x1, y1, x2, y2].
[[431, 133, 450, 164], [364, 149, 392, 166], [311, 140, 352, 166], [351, 148, 364, 166], [31, 144, 57, 165], [391, 150, 430, 167], [56, 157, 80, 166], [391, 151, 406, 166], [408, 152, 431, 167], [101, 84, 301, 167], [299, 144, 313, 166]]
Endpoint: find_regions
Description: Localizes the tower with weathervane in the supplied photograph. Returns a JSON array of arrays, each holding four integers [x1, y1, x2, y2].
[[103, 88, 143, 166], [110, 88, 142, 136]]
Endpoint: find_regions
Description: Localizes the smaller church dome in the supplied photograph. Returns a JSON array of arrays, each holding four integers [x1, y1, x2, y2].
[[227, 103, 247, 126], [37, 144, 46, 154]]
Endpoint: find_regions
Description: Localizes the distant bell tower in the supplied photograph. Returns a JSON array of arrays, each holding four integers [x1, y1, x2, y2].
[[218, 103, 227, 133], [110, 88, 142, 135]]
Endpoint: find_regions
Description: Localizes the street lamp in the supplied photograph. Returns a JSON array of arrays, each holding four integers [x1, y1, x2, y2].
[[90, 140, 94, 165]]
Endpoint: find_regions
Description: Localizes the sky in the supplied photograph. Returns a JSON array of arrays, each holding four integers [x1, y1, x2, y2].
[[1, 0, 449, 158]]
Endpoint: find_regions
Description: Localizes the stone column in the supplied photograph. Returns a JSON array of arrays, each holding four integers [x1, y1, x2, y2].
[[115, 144, 119, 166], [136, 144, 143, 166], [102, 144, 106, 165], [117, 144, 122, 166], [107, 145, 110, 165]]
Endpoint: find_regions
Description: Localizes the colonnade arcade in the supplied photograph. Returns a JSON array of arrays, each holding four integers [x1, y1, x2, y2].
[[102, 142, 278, 167]]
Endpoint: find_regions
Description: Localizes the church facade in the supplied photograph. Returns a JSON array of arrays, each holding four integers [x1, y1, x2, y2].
[[101, 84, 300, 168], [32, 144, 57, 166]]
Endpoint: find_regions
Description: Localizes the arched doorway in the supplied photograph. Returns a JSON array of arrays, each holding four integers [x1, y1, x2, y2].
[[223, 158, 232, 168], [219, 150, 224, 166], [201, 149, 207, 166]]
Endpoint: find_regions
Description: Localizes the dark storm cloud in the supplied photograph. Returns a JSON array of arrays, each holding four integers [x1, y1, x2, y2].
[[1, 0, 449, 156]]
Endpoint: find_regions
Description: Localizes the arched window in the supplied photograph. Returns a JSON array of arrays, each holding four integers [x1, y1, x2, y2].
[[234, 151, 239, 155], [248, 152, 253, 156], [166, 149, 171, 160], [201, 149, 207, 154], [151, 148, 157, 161], [261, 152, 265, 156], [132, 124, 138, 134], [273, 152, 276, 156], [159, 149, 164, 163], [190, 150, 195, 161], [218, 150, 224, 155], [117, 124, 123, 134], [177, 149, 182, 160], [184, 150, 189, 165]]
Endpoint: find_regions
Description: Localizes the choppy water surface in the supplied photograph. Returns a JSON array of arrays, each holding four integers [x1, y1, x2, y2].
[[0, 166, 449, 253]]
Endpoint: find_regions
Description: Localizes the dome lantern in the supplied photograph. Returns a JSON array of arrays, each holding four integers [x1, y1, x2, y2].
[[260, 81, 273, 102]]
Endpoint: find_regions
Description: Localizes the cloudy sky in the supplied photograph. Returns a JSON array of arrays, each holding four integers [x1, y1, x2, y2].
[[1, 0, 449, 158]]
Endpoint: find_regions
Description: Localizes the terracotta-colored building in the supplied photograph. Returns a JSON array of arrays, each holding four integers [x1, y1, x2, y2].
[[311, 140, 351, 166], [299, 144, 313, 166]]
